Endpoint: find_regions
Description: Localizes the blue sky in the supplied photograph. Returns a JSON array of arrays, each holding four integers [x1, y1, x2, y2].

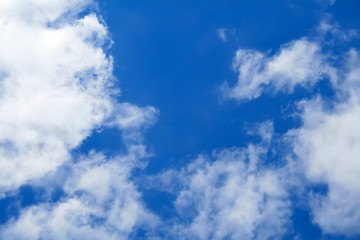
[[0, 0, 360, 239]]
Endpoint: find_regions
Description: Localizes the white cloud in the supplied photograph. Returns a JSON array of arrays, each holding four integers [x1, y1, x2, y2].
[[0, 0, 116, 190], [0, 0, 160, 238], [317, 16, 358, 45], [173, 152, 290, 239], [222, 38, 330, 101], [0, 152, 159, 239], [290, 98, 360, 235], [221, 19, 360, 237], [246, 120, 274, 144], [288, 50, 360, 236], [151, 123, 291, 239], [0, 0, 90, 25], [110, 103, 158, 130]]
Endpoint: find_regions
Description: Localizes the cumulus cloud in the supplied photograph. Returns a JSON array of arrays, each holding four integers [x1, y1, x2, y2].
[[173, 158, 289, 239], [0, 0, 90, 25], [222, 38, 330, 101], [289, 51, 360, 235], [290, 98, 360, 235], [0, 0, 160, 238], [150, 122, 291, 239], [0, 152, 159, 239], [222, 17, 359, 102], [0, 0, 115, 190]]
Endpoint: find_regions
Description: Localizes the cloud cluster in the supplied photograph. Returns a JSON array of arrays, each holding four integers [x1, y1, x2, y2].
[[1, 151, 159, 239], [0, 0, 159, 238], [146, 122, 292, 239], [171, 150, 290, 239], [222, 20, 360, 236]]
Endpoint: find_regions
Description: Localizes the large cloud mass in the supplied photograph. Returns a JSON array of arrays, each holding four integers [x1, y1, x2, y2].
[[0, 0, 114, 190], [0, 0, 159, 238], [171, 150, 291, 240], [290, 50, 360, 236]]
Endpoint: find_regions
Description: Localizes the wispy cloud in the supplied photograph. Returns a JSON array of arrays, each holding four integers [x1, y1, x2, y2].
[[221, 38, 330, 101], [217, 28, 227, 42]]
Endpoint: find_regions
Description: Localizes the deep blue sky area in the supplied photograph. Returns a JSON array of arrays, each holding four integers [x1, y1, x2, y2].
[[94, 0, 337, 170]]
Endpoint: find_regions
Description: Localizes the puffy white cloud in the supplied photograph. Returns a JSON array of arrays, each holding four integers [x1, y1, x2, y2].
[[173, 153, 290, 239], [222, 38, 330, 101], [291, 98, 360, 235], [0, 152, 159, 239], [0, 0, 160, 238], [151, 123, 291, 239], [289, 50, 360, 236], [0, 0, 90, 25], [0, 0, 115, 190]]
